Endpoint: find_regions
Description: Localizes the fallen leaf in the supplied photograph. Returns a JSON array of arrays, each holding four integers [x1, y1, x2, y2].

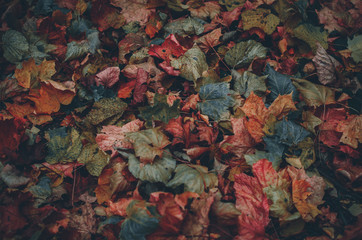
[[195, 28, 222, 53], [232, 70, 268, 98], [241, 8, 280, 35], [95, 67, 120, 88], [225, 40, 268, 68], [336, 114, 362, 149]]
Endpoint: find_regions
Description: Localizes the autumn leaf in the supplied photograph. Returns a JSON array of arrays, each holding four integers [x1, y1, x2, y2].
[[148, 34, 186, 62], [292, 23, 328, 51], [77, 144, 110, 177], [95, 67, 120, 88], [241, 8, 280, 35], [232, 70, 267, 98], [348, 35, 362, 63], [336, 114, 362, 149], [195, 28, 222, 53], [225, 40, 268, 68], [2, 30, 29, 63], [163, 17, 204, 37], [188, 1, 221, 20]]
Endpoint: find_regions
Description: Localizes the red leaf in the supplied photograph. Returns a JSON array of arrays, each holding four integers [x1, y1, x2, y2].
[[132, 68, 149, 105], [148, 34, 186, 63], [95, 67, 120, 88]]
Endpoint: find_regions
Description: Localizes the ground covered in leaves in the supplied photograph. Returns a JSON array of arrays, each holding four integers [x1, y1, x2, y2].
[[0, 0, 361, 239]]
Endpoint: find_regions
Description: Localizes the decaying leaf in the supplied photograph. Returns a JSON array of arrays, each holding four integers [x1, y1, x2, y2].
[[241, 8, 280, 35], [225, 40, 268, 68], [292, 23, 328, 51], [232, 70, 267, 97], [77, 144, 110, 176]]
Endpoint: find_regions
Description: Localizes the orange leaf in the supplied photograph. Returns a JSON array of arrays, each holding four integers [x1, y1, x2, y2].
[[268, 93, 297, 120]]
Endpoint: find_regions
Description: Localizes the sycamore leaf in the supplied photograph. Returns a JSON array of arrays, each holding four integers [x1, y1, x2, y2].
[[275, 119, 309, 147], [95, 67, 120, 88], [164, 17, 204, 37], [126, 127, 171, 164], [45, 127, 83, 164], [119, 200, 160, 240], [264, 64, 298, 102], [241, 8, 280, 35], [225, 40, 268, 68], [198, 82, 235, 121], [138, 94, 180, 127], [170, 44, 208, 83], [166, 164, 218, 194], [348, 35, 362, 63], [336, 114, 362, 149], [195, 28, 223, 53], [292, 78, 335, 107], [2, 30, 29, 63], [232, 70, 267, 97], [292, 23, 328, 51], [77, 144, 110, 177], [127, 150, 176, 183], [312, 43, 341, 85]]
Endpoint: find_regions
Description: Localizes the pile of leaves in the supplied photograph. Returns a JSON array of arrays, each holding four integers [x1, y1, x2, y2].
[[0, 0, 361, 239]]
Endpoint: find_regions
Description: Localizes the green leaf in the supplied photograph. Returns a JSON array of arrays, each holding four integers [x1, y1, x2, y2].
[[138, 94, 180, 127], [83, 98, 127, 126], [264, 64, 298, 102], [77, 144, 110, 177], [170, 44, 208, 84], [292, 23, 328, 52], [2, 30, 29, 63], [292, 78, 335, 107], [348, 35, 362, 63], [127, 150, 176, 183], [65, 41, 91, 61], [119, 200, 160, 240], [275, 119, 309, 147], [224, 40, 268, 69], [45, 127, 83, 164], [126, 127, 171, 164], [164, 17, 204, 37], [28, 176, 52, 200], [166, 164, 218, 194], [198, 82, 235, 121], [232, 70, 267, 97]]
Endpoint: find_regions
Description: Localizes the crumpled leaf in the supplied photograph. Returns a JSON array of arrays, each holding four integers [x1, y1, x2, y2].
[[198, 82, 235, 121], [138, 93, 180, 127], [77, 144, 110, 176], [292, 23, 328, 51], [348, 35, 362, 63], [2, 30, 29, 63], [95, 67, 120, 88], [96, 119, 144, 153], [164, 17, 204, 37], [234, 173, 270, 240], [44, 127, 83, 164], [170, 44, 208, 83], [0, 164, 30, 188], [232, 70, 267, 97], [127, 150, 176, 183], [264, 64, 298, 102], [225, 40, 268, 69], [241, 8, 280, 35], [312, 43, 341, 85], [336, 114, 362, 149], [119, 200, 160, 240], [126, 127, 171, 164], [166, 164, 218, 194], [292, 78, 335, 107]]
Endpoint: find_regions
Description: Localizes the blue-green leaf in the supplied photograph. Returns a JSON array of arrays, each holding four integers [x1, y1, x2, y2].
[[198, 82, 234, 121], [119, 200, 160, 240], [275, 119, 310, 146], [264, 64, 298, 102]]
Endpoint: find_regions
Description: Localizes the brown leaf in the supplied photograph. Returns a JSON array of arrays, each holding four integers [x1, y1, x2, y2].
[[195, 28, 222, 53]]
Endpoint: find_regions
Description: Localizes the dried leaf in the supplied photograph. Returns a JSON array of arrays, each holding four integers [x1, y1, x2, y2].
[[225, 40, 268, 68], [241, 8, 280, 35]]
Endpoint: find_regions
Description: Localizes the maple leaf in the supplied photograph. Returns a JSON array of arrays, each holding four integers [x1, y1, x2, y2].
[[292, 78, 335, 107], [336, 114, 362, 149], [234, 173, 270, 240], [225, 40, 268, 69], [167, 164, 218, 194], [195, 28, 222, 53], [96, 119, 144, 154], [126, 127, 171, 164], [232, 70, 267, 98]]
